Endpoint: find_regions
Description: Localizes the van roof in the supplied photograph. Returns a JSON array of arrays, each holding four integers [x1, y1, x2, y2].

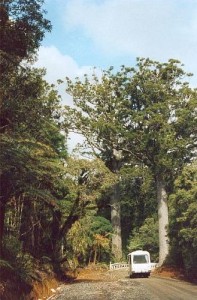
[[128, 250, 150, 256]]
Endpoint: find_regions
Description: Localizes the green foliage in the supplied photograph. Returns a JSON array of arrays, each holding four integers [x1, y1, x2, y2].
[[90, 216, 113, 236], [169, 161, 197, 278], [0, 61, 69, 279], [0, 0, 51, 65], [64, 156, 116, 205], [67, 216, 113, 265], [127, 218, 159, 262], [1, 236, 39, 284]]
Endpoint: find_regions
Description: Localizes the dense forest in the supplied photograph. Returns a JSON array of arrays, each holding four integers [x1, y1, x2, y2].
[[0, 0, 197, 297]]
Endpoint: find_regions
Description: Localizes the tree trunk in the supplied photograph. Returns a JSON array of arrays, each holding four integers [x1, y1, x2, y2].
[[111, 182, 122, 261], [93, 248, 97, 265], [156, 176, 169, 266]]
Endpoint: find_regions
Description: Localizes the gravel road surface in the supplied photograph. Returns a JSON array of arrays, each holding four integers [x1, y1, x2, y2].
[[48, 269, 197, 300]]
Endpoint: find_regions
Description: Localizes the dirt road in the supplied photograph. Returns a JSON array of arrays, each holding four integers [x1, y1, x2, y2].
[[48, 269, 197, 300], [139, 276, 197, 300]]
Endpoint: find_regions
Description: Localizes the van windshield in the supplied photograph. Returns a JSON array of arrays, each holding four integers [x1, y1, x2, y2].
[[133, 254, 149, 264]]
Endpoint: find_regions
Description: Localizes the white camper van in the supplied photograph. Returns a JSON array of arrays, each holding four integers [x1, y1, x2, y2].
[[128, 250, 151, 278]]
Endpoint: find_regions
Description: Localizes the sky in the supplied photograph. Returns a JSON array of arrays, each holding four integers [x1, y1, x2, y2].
[[34, 0, 197, 150]]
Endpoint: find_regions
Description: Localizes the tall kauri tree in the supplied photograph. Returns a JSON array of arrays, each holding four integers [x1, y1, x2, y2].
[[120, 58, 196, 264], [64, 69, 132, 260], [64, 58, 197, 264]]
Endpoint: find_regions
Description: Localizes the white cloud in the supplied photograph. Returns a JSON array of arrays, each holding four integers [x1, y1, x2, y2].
[[34, 45, 93, 83], [34, 45, 99, 102], [64, 0, 197, 84], [34, 45, 104, 96]]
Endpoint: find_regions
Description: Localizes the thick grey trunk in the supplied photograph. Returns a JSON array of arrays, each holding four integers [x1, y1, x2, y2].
[[111, 183, 122, 261], [156, 177, 169, 266]]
